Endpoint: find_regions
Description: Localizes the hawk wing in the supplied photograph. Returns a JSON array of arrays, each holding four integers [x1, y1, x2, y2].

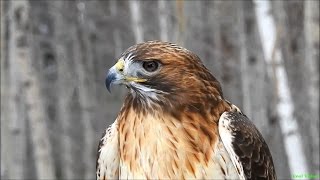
[[96, 121, 119, 180], [218, 109, 276, 180]]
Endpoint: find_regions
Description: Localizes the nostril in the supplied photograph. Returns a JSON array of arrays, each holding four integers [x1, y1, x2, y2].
[[119, 68, 123, 72]]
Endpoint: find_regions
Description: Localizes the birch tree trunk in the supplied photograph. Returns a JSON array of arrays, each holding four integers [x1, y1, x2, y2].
[[304, 0, 320, 174], [2, 0, 30, 178], [256, 0, 309, 177], [52, 1, 77, 178], [1, 0, 25, 179], [8, 0, 56, 178], [243, 1, 290, 178], [74, 2, 96, 177], [130, 0, 144, 43], [158, 0, 168, 41], [28, 0, 63, 178], [272, 0, 318, 174], [52, 1, 91, 178]]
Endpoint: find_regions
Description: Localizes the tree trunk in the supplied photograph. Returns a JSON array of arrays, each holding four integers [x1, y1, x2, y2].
[[158, 0, 169, 41], [1, 0, 25, 178], [304, 0, 320, 174], [213, 1, 244, 108], [244, 1, 290, 178], [28, 0, 62, 178], [74, 2, 97, 177], [130, 0, 144, 43], [256, 0, 308, 177], [272, 0, 317, 174], [52, 1, 77, 178], [8, 0, 56, 179]]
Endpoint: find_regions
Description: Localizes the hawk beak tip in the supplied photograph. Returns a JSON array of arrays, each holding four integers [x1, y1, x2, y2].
[[105, 70, 115, 93]]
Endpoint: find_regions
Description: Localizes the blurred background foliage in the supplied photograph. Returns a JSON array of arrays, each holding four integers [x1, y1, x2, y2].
[[1, 0, 319, 179]]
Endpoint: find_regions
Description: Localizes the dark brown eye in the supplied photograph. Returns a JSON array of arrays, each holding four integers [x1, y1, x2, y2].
[[142, 61, 159, 72]]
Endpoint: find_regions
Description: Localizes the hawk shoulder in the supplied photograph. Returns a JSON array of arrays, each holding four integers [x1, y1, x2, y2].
[[218, 105, 276, 180]]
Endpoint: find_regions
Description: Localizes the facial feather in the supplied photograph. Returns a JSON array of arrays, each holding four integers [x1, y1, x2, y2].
[[118, 41, 224, 114]]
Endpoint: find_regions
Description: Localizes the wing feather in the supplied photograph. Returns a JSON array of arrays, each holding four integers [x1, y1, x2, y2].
[[219, 108, 276, 180], [96, 121, 119, 180]]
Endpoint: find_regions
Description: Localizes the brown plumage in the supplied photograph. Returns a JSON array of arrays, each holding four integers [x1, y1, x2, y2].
[[97, 41, 276, 179]]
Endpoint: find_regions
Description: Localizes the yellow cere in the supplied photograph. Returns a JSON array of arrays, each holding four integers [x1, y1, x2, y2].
[[115, 59, 125, 72], [114, 59, 147, 83]]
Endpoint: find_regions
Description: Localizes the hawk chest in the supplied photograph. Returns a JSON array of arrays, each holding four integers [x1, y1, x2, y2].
[[118, 112, 239, 179]]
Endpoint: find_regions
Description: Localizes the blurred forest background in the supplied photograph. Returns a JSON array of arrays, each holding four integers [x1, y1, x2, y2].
[[1, 0, 319, 179]]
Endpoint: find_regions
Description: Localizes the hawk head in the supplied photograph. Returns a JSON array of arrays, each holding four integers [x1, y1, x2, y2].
[[106, 41, 223, 108]]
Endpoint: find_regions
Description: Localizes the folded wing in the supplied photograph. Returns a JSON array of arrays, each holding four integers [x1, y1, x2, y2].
[[219, 110, 276, 180]]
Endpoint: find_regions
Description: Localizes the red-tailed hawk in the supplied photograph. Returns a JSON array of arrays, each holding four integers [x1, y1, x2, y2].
[[96, 41, 276, 179]]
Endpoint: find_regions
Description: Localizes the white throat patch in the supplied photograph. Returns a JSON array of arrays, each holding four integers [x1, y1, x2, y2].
[[130, 83, 166, 100]]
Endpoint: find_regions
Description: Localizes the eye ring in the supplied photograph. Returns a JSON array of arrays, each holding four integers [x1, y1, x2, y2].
[[142, 61, 159, 72]]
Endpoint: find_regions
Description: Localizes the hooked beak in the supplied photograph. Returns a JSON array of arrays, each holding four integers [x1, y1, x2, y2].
[[105, 59, 125, 92], [105, 59, 147, 92], [105, 69, 117, 92]]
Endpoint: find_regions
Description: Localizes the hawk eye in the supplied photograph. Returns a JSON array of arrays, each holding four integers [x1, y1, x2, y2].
[[142, 61, 159, 72]]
